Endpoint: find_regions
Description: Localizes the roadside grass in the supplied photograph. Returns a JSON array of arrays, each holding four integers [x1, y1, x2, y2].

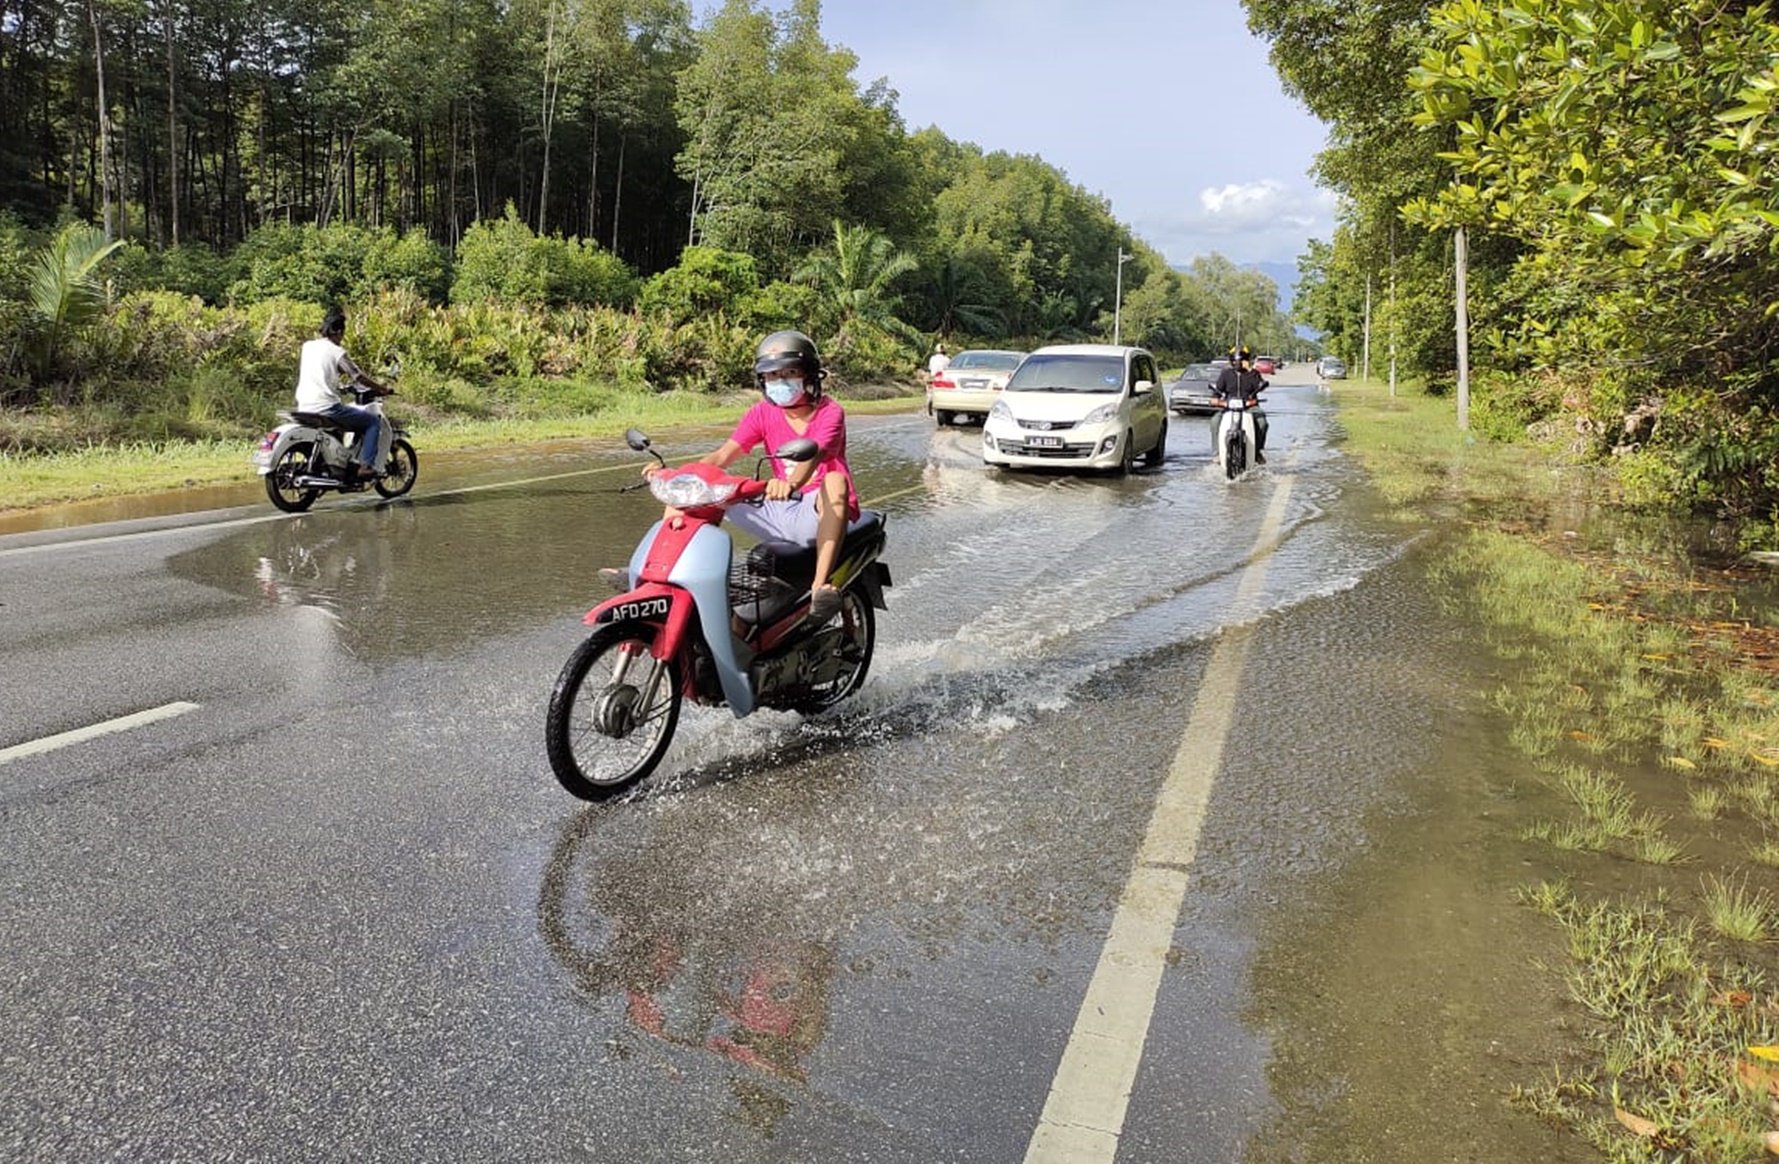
[[1336, 377, 1779, 1160], [0, 387, 922, 512]]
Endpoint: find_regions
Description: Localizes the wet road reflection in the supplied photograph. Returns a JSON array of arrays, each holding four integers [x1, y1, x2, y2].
[[5, 384, 1485, 1160]]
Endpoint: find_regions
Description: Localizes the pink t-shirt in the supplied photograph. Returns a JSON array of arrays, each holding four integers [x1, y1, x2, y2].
[[729, 396, 860, 520]]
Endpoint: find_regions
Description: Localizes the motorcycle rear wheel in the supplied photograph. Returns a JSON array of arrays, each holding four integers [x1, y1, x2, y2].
[[789, 590, 876, 713], [545, 623, 682, 800], [374, 439, 418, 499], [266, 442, 322, 512]]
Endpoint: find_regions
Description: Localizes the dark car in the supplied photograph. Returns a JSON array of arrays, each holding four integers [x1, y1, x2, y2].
[[1167, 363, 1223, 416]]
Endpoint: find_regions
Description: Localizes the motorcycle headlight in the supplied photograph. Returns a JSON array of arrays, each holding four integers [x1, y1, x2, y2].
[[650, 474, 739, 508], [989, 399, 1014, 422], [1082, 402, 1120, 426]]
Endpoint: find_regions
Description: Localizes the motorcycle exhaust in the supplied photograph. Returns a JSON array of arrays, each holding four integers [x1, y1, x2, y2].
[[294, 474, 343, 489]]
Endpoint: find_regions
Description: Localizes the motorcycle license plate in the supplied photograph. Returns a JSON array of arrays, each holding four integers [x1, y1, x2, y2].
[[1027, 435, 1064, 448], [596, 596, 671, 623]]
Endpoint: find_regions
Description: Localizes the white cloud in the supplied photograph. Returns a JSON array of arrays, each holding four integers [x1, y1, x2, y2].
[[1196, 181, 1320, 233], [1138, 181, 1337, 265]]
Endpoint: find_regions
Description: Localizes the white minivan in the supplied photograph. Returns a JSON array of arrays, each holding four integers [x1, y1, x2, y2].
[[981, 344, 1168, 474]]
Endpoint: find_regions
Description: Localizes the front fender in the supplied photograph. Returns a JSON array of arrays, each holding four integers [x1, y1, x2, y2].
[[583, 583, 695, 662]]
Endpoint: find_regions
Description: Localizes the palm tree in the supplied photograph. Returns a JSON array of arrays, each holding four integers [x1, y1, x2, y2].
[[926, 253, 1003, 339], [28, 223, 124, 382], [792, 220, 921, 357]]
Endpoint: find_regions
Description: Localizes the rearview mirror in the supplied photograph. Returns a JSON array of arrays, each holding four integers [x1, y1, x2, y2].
[[624, 428, 651, 452], [777, 438, 820, 463], [1133, 379, 1154, 395]]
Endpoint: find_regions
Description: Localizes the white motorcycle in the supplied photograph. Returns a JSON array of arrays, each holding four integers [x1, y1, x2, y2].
[[251, 387, 418, 513], [1213, 395, 1259, 480]]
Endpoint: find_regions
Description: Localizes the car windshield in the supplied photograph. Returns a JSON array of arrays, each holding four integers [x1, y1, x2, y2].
[[1004, 354, 1124, 393], [950, 352, 1022, 371], [1180, 364, 1220, 380]]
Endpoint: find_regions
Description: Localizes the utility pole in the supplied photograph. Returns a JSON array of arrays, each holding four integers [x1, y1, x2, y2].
[[1455, 225, 1470, 430], [1113, 248, 1132, 344], [1361, 274, 1372, 382], [1388, 220, 1398, 398]]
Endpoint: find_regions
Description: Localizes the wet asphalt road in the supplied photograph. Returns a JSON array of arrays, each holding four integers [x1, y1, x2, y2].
[[0, 375, 1501, 1162]]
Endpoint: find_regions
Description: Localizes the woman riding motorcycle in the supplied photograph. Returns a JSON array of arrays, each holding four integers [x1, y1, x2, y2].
[[640, 330, 858, 625]]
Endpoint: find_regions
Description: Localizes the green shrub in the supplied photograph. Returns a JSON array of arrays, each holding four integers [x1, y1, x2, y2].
[[230, 222, 366, 305], [452, 204, 637, 308], [737, 279, 821, 335], [638, 246, 760, 320], [363, 228, 451, 302], [1471, 369, 1559, 443], [0, 213, 33, 303]]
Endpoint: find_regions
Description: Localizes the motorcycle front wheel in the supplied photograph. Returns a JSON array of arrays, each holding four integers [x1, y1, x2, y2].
[[790, 590, 876, 713], [1225, 429, 1246, 479], [374, 439, 418, 499], [545, 622, 682, 800], [266, 442, 322, 512]]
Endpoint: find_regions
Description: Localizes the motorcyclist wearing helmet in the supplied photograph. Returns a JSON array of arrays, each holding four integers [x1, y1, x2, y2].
[[643, 330, 858, 625], [1213, 345, 1269, 464]]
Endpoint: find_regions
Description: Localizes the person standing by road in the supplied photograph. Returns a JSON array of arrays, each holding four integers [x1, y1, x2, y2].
[[1214, 345, 1270, 464], [294, 309, 391, 480], [926, 342, 950, 380]]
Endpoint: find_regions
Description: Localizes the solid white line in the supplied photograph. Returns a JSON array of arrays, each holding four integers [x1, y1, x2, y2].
[[1025, 472, 1295, 1163], [0, 701, 201, 767]]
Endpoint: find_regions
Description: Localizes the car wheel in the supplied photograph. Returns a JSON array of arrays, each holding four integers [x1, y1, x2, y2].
[[1143, 419, 1167, 467], [935, 409, 954, 427], [1115, 429, 1137, 477]]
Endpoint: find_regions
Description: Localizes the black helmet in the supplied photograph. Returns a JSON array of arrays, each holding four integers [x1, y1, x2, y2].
[[753, 330, 824, 392], [1231, 344, 1252, 364]]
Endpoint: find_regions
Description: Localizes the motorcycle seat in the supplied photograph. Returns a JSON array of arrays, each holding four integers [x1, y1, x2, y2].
[[730, 511, 885, 624], [288, 410, 356, 434]]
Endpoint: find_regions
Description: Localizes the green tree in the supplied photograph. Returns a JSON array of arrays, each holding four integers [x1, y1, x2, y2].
[[675, 0, 861, 271], [792, 218, 919, 359]]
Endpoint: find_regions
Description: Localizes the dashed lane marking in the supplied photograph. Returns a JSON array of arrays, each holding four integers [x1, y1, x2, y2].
[[0, 702, 202, 767]]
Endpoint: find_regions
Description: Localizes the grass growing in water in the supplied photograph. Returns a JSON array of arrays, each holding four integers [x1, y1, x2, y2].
[[1336, 379, 1779, 1160]]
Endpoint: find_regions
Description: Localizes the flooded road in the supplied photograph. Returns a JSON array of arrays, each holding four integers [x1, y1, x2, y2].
[[0, 378, 1579, 1160]]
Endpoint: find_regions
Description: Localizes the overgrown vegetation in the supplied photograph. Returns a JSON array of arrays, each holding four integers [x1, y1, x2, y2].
[[1, 1, 1297, 460], [1248, 0, 1779, 540], [1337, 377, 1779, 1160]]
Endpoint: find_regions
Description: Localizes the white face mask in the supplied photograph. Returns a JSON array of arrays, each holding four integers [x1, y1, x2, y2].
[[763, 376, 807, 407]]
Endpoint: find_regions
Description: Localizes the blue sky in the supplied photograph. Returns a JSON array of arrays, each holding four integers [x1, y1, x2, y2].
[[808, 0, 1336, 270]]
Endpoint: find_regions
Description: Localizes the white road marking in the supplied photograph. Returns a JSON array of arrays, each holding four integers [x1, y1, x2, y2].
[[0, 701, 201, 767], [1025, 471, 1296, 1163]]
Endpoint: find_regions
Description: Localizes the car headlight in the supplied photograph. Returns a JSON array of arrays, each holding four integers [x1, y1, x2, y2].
[[650, 474, 739, 508], [1081, 402, 1120, 425], [989, 399, 1013, 422]]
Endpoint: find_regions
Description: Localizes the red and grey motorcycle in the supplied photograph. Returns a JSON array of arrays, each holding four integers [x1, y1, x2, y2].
[[544, 429, 891, 801]]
